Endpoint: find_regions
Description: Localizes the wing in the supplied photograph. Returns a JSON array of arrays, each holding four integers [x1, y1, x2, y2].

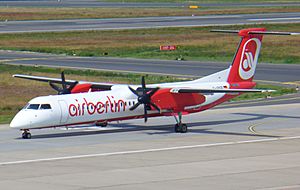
[[13, 74, 113, 90], [170, 88, 275, 94]]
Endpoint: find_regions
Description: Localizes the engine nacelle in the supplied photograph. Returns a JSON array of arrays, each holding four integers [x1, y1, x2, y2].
[[151, 88, 206, 112], [71, 84, 92, 93]]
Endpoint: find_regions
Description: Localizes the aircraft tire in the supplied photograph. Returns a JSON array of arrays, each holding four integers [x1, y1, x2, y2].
[[175, 123, 188, 133], [175, 124, 180, 133], [22, 132, 31, 139], [181, 124, 188, 133]]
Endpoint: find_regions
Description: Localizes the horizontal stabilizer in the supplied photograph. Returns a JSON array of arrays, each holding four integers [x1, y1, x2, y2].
[[211, 29, 300, 35], [170, 88, 275, 94]]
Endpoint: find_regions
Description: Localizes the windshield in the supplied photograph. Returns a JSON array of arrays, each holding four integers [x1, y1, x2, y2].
[[23, 103, 52, 110], [27, 104, 40, 110], [40, 104, 51, 109]]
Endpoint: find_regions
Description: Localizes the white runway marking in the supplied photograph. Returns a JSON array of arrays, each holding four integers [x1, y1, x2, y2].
[[1, 136, 300, 166], [249, 17, 300, 21], [257, 185, 300, 190]]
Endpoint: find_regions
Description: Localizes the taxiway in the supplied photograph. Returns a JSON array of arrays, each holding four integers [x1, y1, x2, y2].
[[1, 50, 300, 84], [0, 12, 300, 33], [0, 102, 299, 189]]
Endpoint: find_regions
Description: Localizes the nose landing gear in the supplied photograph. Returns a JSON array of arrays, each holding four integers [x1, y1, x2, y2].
[[21, 129, 31, 139], [174, 112, 188, 133]]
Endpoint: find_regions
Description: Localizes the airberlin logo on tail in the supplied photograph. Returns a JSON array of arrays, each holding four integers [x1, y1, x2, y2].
[[239, 38, 261, 80]]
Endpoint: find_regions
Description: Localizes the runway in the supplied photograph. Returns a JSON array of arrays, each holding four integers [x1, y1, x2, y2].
[[0, 102, 299, 189], [1, 50, 300, 84], [1, 0, 300, 8], [1, 12, 300, 33]]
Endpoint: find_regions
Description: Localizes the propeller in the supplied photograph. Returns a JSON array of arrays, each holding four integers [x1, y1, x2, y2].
[[49, 71, 78, 95], [128, 76, 161, 122]]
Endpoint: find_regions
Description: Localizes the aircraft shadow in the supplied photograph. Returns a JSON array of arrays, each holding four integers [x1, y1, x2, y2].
[[25, 112, 295, 139]]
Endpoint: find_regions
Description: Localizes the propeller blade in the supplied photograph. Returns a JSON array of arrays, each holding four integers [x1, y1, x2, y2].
[[61, 71, 67, 90], [129, 102, 141, 111], [128, 86, 139, 96], [68, 81, 79, 92], [144, 104, 148, 122], [49, 82, 62, 93], [148, 87, 159, 97], [129, 76, 157, 122], [149, 101, 161, 113], [141, 76, 146, 91]]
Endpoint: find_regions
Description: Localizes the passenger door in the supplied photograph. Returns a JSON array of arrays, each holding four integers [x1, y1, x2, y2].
[[58, 100, 69, 124]]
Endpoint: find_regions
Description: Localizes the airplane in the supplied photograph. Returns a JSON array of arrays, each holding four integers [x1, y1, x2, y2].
[[9, 28, 299, 139]]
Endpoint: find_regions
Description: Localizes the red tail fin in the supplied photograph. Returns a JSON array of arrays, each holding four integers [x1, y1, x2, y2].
[[227, 28, 266, 83]]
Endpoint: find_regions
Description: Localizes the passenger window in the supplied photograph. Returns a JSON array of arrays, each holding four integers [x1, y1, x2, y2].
[[27, 104, 40, 110], [40, 104, 51, 110]]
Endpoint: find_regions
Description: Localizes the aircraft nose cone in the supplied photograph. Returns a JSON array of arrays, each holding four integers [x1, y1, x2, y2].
[[10, 111, 30, 129]]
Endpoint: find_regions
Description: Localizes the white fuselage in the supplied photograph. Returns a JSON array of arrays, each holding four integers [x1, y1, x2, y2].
[[10, 80, 230, 130]]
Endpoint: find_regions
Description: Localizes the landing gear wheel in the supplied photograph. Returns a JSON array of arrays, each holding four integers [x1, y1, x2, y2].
[[96, 121, 108, 127], [174, 123, 188, 133], [175, 124, 180, 133], [181, 124, 188, 133], [22, 131, 31, 139], [173, 112, 188, 133]]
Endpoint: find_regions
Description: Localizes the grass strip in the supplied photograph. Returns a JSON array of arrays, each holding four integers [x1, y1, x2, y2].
[[0, 23, 299, 64]]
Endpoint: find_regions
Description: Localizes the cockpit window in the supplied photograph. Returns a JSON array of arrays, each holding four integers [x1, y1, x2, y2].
[[27, 104, 40, 110], [40, 104, 51, 110]]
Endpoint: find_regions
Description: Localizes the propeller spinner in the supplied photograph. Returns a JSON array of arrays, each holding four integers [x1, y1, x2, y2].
[[49, 71, 78, 95], [128, 76, 161, 122]]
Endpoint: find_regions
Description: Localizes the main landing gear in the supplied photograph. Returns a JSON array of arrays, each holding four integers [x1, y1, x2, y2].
[[174, 112, 188, 133], [95, 121, 108, 127], [21, 129, 31, 139]]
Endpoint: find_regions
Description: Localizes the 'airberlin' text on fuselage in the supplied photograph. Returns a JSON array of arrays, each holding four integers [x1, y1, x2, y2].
[[69, 96, 126, 117]]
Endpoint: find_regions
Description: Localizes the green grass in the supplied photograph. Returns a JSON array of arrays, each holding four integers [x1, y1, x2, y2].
[[0, 64, 297, 124], [0, 23, 299, 64], [0, 115, 13, 125], [0, 64, 180, 84]]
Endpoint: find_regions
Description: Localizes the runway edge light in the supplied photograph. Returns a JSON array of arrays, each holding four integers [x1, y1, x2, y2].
[[189, 5, 199, 9]]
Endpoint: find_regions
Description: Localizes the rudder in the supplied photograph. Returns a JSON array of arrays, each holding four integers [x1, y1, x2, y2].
[[227, 28, 266, 83]]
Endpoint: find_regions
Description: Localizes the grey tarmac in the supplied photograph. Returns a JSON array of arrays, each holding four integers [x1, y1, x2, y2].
[[1, 50, 300, 84], [0, 103, 300, 189], [0, 12, 300, 33]]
